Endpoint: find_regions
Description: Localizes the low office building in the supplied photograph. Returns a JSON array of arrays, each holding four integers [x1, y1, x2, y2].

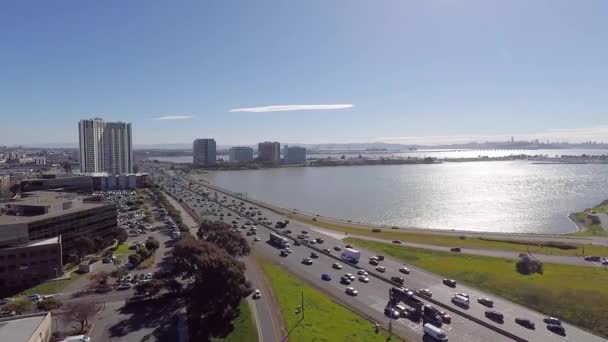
[[0, 312, 53, 342], [229, 146, 254, 162], [0, 191, 117, 257], [90, 173, 149, 190], [20, 175, 93, 193], [0, 237, 62, 291]]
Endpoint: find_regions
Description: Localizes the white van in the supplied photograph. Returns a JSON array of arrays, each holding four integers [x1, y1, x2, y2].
[[423, 323, 448, 341], [451, 294, 469, 307]]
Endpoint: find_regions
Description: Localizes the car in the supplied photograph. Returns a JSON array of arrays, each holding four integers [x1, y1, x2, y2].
[[485, 310, 504, 322], [322, 248, 331, 253], [358, 275, 370, 283], [543, 317, 562, 325], [309, 240, 317, 245], [384, 307, 400, 319], [252, 289, 262, 299], [117, 283, 133, 290], [293, 240, 301, 246], [310, 252, 319, 259], [477, 297, 494, 307], [321, 274, 332, 281], [376, 266, 386, 273], [315, 238, 324, 243], [145, 273, 153, 280], [390, 276, 405, 285], [334, 246, 342, 251], [369, 258, 379, 266], [357, 269, 368, 276], [332, 263, 343, 270], [547, 324, 566, 335], [443, 279, 456, 287], [27, 294, 42, 302], [340, 276, 352, 285], [344, 273, 356, 281], [280, 250, 288, 257], [345, 244, 353, 249], [345, 287, 358, 296], [456, 292, 469, 299], [515, 318, 536, 329], [254, 237, 261, 242], [392, 240, 402, 244], [285, 248, 292, 254], [399, 266, 410, 274], [418, 288, 433, 297], [450, 247, 462, 252], [376, 255, 385, 261], [439, 311, 451, 324], [584, 255, 601, 262], [302, 258, 313, 265]]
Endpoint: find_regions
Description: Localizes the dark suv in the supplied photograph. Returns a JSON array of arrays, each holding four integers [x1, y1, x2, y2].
[[390, 276, 405, 285], [485, 310, 504, 323]]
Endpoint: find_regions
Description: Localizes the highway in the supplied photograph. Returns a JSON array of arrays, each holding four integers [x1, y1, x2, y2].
[[146, 164, 607, 342]]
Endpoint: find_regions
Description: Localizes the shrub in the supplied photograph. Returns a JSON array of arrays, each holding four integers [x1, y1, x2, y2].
[[516, 255, 544, 275], [371, 228, 382, 233]]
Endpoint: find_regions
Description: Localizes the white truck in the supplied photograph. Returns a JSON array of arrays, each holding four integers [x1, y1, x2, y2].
[[423, 323, 448, 341], [451, 294, 469, 307], [340, 248, 360, 263]]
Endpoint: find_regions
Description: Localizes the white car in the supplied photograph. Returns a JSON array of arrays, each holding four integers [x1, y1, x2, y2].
[[332, 263, 343, 270], [252, 289, 262, 299], [344, 273, 356, 281], [254, 237, 261, 242], [358, 276, 370, 283], [375, 266, 386, 273], [357, 269, 368, 276], [399, 266, 410, 274]]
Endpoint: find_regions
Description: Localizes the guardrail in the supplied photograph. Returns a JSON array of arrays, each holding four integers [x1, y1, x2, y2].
[[166, 175, 529, 342]]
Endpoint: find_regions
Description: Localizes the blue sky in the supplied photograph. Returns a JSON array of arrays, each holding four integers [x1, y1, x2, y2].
[[1, 0, 607, 146]]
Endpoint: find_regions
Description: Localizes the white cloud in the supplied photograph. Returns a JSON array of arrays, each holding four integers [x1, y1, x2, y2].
[[153, 115, 193, 121], [374, 126, 608, 145], [230, 104, 353, 113]]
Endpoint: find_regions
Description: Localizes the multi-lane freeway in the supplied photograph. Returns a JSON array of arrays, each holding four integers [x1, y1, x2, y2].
[[145, 163, 606, 342]]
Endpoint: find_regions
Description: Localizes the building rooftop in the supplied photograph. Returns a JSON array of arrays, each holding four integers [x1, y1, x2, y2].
[[3, 237, 60, 249], [0, 191, 107, 225], [0, 312, 50, 342]]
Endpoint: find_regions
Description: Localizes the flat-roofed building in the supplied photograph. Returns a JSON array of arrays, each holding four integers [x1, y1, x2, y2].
[[0, 237, 62, 291], [257, 141, 280, 163], [284, 145, 307, 164], [193, 139, 217, 166], [229, 147, 254, 162], [0, 312, 53, 342]]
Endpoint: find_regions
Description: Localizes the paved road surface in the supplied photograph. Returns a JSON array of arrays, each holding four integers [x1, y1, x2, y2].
[[308, 227, 606, 267], [151, 167, 607, 342]]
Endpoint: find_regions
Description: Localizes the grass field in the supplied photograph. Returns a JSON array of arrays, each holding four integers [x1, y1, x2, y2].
[[211, 301, 258, 342], [346, 237, 608, 338], [114, 243, 131, 254], [299, 217, 608, 256], [19, 272, 82, 296], [260, 261, 401, 341]]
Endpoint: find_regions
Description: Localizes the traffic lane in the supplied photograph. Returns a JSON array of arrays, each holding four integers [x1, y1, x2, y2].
[[244, 257, 283, 342], [167, 179, 590, 342], [249, 231, 511, 342], [278, 215, 606, 342], [172, 183, 516, 341]]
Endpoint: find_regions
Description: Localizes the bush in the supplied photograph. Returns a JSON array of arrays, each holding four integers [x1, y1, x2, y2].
[[516, 255, 544, 275], [37, 297, 63, 311], [371, 228, 382, 233]]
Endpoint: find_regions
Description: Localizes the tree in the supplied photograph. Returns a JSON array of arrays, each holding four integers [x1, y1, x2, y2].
[[516, 254, 544, 275], [128, 253, 142, 266], [135, 279, 163, 299], [64, 301, 99, 333], [89, 271, 110, 288], [136, 246, 151, 259], [9, 183, 20, 196], [164, 278, 182, 295], [114, 228, 128, 243], [37, 297, 63, 311], [59, 161, 72, 172], [4, 298, 33, 314], [145, 237, 160, 251], [198, 221, 250, 257], [172, 237, 252, 341], [93, 236, 105, 251], [74, 237, 95, 261]]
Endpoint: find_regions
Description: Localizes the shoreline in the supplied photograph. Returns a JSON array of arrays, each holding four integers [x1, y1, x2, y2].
[[187, 172, 594, 240]]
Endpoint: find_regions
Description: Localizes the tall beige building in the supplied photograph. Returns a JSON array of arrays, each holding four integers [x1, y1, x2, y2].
[[0, 175, 11, 199], [79, 118, 133, 174]]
